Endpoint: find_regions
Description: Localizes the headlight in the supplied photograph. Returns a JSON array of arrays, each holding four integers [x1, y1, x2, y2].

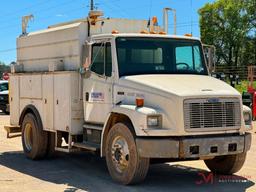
[[243, 105, 253, 130], [147, 115, 162, 128], [244, 112, 251, 123], [243, 111, 252, 127]]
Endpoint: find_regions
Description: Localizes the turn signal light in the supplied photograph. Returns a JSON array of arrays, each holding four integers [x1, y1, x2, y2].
[[136, 98, 144, 107], [140, 30, 149, 34], [152, 16, 158, 26], [149, 31, 157, 34], [112, 30, 119, 34], [184, 33, 192, 37], [159, 31, 167, 35]]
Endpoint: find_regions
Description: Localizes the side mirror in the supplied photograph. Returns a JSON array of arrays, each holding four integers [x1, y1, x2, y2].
[[81, 42, 92, 78], [203, 44, 216, 74], [84, 68, 92, 78], [79, 66, 91, 78]]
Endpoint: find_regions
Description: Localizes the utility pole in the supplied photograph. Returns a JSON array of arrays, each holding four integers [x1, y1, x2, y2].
[[90, 0, 94, 11]]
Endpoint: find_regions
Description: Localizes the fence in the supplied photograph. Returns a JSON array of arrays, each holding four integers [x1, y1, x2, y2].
[[215, 65, 249, 80]]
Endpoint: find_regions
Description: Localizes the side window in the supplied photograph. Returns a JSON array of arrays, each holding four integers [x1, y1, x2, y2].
[[193, 46, 203, 72], [105, 43, 112, 77], [91, 42, 112, 77], [91, 43, 104, 75]]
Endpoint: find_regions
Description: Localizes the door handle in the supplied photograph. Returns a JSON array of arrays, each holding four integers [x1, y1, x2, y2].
[[86, 92, 89, 101]]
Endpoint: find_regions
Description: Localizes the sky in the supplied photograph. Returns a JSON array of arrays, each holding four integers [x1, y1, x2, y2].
[[0, 0, 214, 64]]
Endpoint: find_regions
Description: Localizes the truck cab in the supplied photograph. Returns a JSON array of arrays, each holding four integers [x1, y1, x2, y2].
[[80, 33, 252, 183], [84, 33, 251, 136]]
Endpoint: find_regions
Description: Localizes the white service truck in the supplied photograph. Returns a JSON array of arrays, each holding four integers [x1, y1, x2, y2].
[[5, 9, 253, 185]]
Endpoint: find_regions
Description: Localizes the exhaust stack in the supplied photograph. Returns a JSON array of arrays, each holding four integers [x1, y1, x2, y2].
[[163, 8, 176, 35]]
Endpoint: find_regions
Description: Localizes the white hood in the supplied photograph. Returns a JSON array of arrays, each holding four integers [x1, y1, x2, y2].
[[120, 75, 240, 97]]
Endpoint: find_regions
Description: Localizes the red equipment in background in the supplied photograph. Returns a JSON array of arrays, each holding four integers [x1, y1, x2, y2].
[[2, 72, 9, 80], [247, 66, 256, 119]]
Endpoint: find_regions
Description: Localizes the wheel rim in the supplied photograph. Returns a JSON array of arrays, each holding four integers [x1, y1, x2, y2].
[[111, 136, 130, 173], [24, 123, 33, 151]]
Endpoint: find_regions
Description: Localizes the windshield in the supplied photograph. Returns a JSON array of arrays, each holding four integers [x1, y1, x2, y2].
[[116, 37, 208, 77], [0, 82, 8, 92]]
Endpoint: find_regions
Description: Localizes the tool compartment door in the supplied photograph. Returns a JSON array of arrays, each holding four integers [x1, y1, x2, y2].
[[9, 75, 20, 125], [54, 73, 71, 131], [42, 74, 54, 130]]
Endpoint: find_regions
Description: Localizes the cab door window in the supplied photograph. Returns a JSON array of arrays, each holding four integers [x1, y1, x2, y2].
[[91, 42, 112, 77], [91, 43, 104, 75]]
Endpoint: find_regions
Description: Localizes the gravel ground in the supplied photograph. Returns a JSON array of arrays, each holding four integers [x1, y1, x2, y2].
[[0, 113, 255, 192]]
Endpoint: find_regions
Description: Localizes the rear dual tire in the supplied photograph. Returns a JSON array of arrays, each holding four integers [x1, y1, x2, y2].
[[21, 113, 48, 160], [21, 113, 56, 159]]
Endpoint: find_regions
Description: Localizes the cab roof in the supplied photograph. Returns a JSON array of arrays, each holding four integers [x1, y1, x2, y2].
[[91, 33, 201, 41]]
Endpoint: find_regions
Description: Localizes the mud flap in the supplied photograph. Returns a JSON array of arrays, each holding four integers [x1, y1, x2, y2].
[[4, 125, 21, 138]]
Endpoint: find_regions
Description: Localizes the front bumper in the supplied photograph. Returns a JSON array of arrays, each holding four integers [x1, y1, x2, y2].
[[136, 133, 252, 158]]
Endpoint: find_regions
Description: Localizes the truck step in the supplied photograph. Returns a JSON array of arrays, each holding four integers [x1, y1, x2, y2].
[[4, 125, 21, 138], [54, 146, 79, 153], [83, 123, 103, 131], [72, 142, 100, 151]]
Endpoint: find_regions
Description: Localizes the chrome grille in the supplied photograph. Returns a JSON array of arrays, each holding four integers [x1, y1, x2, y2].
[[184, 98, 241, 130]]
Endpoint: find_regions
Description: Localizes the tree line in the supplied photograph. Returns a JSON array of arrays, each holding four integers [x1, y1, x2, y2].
[[199, 0, 256, 68]]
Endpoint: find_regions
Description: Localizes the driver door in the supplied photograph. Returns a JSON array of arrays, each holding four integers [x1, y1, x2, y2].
[[83, 41, 113, 124]]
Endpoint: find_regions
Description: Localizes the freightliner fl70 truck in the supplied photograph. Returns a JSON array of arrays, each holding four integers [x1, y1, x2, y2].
[[5, 8, 253, 185]]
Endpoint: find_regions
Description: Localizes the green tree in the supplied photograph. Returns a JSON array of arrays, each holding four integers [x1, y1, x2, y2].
[[198, 0, 256, 67]]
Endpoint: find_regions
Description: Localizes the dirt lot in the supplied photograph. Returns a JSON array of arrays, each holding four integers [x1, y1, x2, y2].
[[0, 113, 255, 192]]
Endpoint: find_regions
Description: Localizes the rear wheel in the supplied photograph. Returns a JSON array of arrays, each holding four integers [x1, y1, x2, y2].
[[105, 123, 150, 185], [21, 113, 48, 160], [204, 153, 247, 174]]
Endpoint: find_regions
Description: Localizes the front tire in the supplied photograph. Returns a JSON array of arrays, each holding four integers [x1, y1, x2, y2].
[[105, 123, 150, 185], [204, 153, 247, 174], [21, 113, 48, 160]]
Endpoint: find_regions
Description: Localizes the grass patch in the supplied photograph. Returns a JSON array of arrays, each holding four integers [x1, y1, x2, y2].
[[229, 80, 256, 94], [235, 81, 249, 93]]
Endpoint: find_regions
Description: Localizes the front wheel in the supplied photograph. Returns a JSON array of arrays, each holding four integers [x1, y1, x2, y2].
[[204, 153, 247, 174], [105, 123, 150, 185]]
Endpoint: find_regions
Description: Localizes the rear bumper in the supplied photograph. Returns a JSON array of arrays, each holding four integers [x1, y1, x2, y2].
[[136, 133, 252, 158]]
